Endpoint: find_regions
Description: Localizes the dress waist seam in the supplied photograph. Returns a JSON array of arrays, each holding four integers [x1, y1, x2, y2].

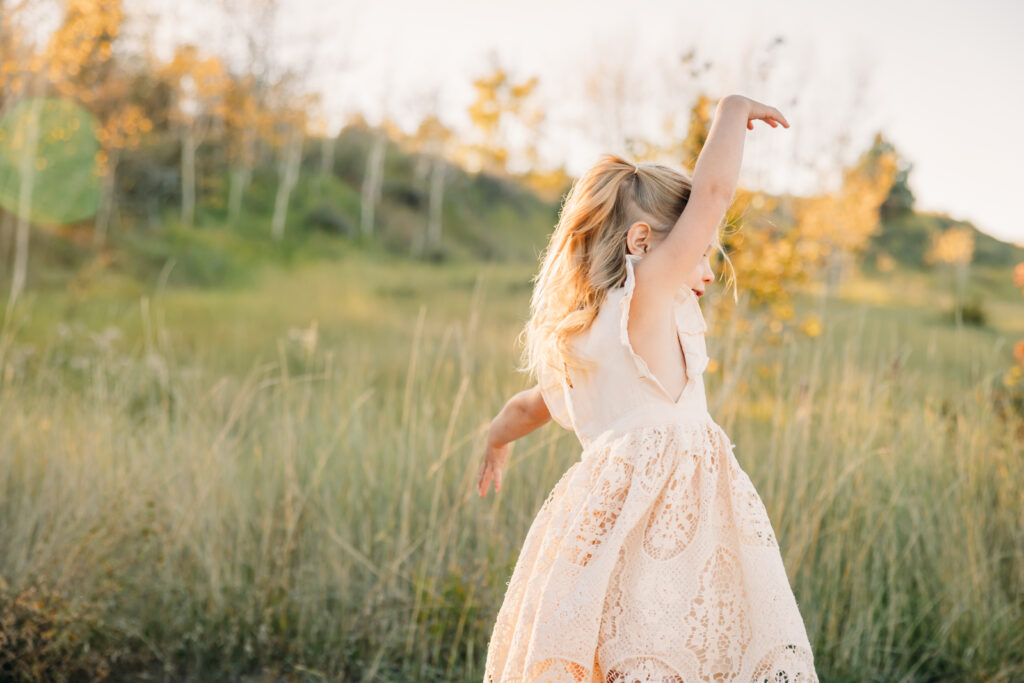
[[578, 406, 716, 451]]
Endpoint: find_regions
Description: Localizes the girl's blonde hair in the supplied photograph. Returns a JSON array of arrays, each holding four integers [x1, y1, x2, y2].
[[517, 153, 734, 389]]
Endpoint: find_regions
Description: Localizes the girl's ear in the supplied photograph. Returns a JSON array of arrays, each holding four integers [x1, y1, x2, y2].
[[625, 221, 652, 255]]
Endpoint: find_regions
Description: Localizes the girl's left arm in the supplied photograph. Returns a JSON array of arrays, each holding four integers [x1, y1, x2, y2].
[[476, 385, 551, 497]]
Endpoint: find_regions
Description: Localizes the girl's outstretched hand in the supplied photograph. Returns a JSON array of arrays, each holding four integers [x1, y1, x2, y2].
[[476, 435, 510, 498], [727, 95, 790, 130]]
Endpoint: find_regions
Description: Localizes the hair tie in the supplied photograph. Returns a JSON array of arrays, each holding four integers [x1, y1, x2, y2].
[[632, 162, 640, 175]]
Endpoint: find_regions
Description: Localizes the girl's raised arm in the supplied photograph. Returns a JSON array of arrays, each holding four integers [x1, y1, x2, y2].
[[639, 95, 789, 296]]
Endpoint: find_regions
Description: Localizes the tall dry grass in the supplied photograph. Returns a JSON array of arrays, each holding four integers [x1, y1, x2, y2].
[[0, 273, 1021, 681]]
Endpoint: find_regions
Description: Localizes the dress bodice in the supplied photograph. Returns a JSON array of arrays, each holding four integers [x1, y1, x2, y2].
[[538, 252, 712, 448]]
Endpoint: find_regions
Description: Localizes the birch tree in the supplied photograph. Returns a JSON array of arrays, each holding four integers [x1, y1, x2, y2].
[[7, 96, 41, 307], [270, 106, 305, 241], [160, 45, 228, 228], [360, 129, 386, 239], [219, 0, 276, 226], [408, 111, 454, 256]]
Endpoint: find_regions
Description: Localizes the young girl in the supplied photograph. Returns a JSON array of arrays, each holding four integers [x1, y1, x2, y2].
[[476, 95, 818, 682]]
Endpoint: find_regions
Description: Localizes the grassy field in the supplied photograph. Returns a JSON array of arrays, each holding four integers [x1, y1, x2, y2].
[[0, 248, 1022, 681]]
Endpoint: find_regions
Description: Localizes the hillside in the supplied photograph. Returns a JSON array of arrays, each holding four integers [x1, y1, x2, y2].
[[9, 123, 1023, 297], [865, 210, 1024, 270]]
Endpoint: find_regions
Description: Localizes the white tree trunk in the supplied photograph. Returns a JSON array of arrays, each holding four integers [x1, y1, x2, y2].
[[228, 125, 255, 225], [427, 154, 446, 248], [227, 163, 253, 227], [1, 209, 13, 268], [318, 133, 334, 195], [9, 97, 41, 307], [181, 123, 197, 228], [271, 126, 303, 241], [360, 133, 386, 237], [94, 150, 119, 246]]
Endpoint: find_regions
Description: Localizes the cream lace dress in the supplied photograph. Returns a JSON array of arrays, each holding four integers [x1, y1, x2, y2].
[[483, 253, 819, 683]]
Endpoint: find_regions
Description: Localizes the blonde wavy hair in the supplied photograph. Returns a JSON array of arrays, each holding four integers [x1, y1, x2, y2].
[[517, 153, 735, 390]]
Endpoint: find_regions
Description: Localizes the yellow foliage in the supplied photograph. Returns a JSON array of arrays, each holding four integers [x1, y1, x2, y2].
[[771, 302, 794, 321], [0, 0, 151, 176], [160, 45, 230, 124], [222, 76, 275, 163], [464, 64, 544, 176], [96, 104, 151, 152], [519, 167, 572, 203], [43, 0, 123, 104], [801, 316, 823, 338], [792, 149, 898, 255], [1012, 262, 1024, 290], [925, 226, 975, 266], [712, 136, 898, 346], [875, 252, 897, 272]]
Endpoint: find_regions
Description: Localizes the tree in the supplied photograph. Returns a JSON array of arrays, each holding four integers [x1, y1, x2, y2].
[[5, 96, 42, 308], [223, 74, 270, 226], [268, 97, 309, 241], [360, 121, 395, 239], [463, 58, 544, 177], [406, 105, 455, 256], [218, 0, 277, 226], [43, 0, 155, 245], [792, 133, 899, 295], [879, 160, 916, 220], [0, 0, 44, 303], [924, 225, 975, 326], [159, 44, 229, 228], [860, 134, 915, 221], [656, 92, 717, 172]]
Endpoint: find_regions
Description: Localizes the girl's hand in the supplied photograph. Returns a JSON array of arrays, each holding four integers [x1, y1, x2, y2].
[[725, 95, 790, 130], [476, 435, 510, 498]]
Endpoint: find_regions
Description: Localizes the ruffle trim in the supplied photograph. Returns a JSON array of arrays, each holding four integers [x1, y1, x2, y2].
[[619, 253, 710, 399], [538, 361, 574, 430]]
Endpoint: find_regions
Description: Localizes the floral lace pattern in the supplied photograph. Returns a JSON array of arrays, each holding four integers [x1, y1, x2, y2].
[[483, 420, 818, 682]]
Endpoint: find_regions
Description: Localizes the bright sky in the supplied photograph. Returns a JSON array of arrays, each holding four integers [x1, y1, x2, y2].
[[141, 0, 1024, 245]]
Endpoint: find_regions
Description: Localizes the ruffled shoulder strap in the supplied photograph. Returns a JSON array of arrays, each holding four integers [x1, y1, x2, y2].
[[537, 360, 574, 430], [671, 275, 708, 337], [618, 253, 662, 388], [619, 253, 709, 388], [621, 253, 706, 332]]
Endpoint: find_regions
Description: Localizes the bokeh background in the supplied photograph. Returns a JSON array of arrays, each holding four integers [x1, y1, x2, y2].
[[1, 0, 1022, 681]]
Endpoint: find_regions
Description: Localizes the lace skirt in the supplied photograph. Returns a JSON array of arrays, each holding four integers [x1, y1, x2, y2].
[[483, 416, 819, 683]]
